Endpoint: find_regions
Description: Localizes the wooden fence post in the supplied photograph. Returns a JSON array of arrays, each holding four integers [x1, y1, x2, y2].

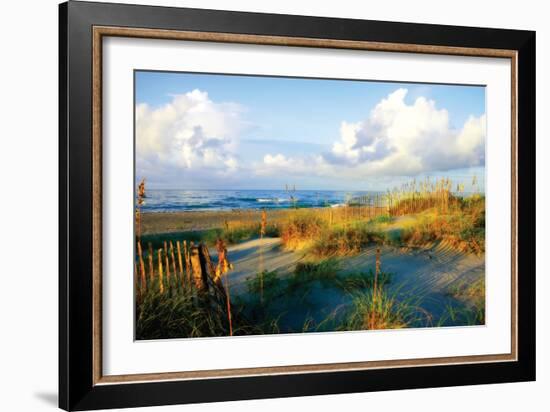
[[184, 241, 191, 286], [200, 243, 217, 285], [169, 241, 177, 286], [190, 245, 206, 292], [157, 249, 164, 294], [197, 244, 211, 293], [176, 241, 184, 287]]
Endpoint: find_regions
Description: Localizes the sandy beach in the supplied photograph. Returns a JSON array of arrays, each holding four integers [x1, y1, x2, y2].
[[141, 206, 387, 235], [141, 209, 286, 234]]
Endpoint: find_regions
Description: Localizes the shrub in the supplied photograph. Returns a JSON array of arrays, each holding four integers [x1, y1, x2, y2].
[[310, 225, 375, 257], [281, 214, 326, 250], [399, 201, 485, 254]]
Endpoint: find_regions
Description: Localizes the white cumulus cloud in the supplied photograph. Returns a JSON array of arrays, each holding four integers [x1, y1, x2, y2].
[[323, 88, 486, 176], [136, 89, 243, 181]]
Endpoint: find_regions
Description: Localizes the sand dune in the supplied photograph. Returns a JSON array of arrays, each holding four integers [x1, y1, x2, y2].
[[210, 237, 302, 294], [211, 237, 484, 324]]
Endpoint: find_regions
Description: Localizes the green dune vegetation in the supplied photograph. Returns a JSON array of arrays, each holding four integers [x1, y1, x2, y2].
[[135, 177, 486, 340]]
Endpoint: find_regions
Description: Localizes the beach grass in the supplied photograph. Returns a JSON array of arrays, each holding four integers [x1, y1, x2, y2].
[[276, 195, 486, 257], [339, 290, 412, 330], [309, 224, 376, 257], [280, 213, 327, 251], [136, 288, 232, 339], [443, 277, 485, 325], [136, 280, 286, 339], [400, 197, 485, 254]]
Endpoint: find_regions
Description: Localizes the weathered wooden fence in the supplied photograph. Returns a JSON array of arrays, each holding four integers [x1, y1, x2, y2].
[[135, 239, 231, 301], [136, 237, 234, 334]]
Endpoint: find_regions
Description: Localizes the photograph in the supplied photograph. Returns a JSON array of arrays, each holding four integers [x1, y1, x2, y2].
[[133, 71, 487, 340]]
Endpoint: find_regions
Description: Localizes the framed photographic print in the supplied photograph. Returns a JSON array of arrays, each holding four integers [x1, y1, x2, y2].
[[59, 1, 536, 410]]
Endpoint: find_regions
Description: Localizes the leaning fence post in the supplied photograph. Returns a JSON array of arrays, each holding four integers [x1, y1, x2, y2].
[[197, 244, 211, 293], [200, 243, 217, 283], [190, 245, 205, 292]]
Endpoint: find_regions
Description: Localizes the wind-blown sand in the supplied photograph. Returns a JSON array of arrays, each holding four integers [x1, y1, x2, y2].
[[210, 237, 484, 328]]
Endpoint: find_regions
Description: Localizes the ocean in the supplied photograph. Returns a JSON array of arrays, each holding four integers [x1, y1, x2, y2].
[[140, 189, 386, 213]]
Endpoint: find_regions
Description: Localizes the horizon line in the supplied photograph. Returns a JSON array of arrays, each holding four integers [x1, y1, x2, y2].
[[140, 187, 486, 193]]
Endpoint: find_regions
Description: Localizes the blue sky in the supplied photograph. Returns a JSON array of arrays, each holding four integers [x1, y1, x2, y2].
[[135, 71, 486, 191]]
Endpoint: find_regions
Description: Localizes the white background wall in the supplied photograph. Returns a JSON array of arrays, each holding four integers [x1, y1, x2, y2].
[[0, 0, 546, 411]]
